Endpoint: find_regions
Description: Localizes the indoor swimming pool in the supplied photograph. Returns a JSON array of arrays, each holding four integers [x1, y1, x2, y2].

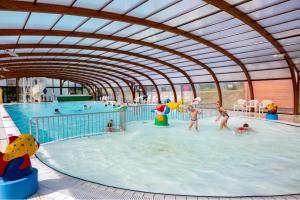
[[36, 118, 300, 197], [4, 101, 113, 133]]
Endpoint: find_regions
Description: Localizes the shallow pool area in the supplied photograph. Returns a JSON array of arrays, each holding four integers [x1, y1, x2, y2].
[[37, 117, 300, 197]]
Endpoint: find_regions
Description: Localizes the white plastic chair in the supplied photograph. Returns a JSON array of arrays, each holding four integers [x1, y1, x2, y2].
[[233, 99, 247, 112], [246, 100, 259, 112], [258, 100, 272, 114]]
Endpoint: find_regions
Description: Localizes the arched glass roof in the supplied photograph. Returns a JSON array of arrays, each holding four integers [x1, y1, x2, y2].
[[0, 0, 299, 108]]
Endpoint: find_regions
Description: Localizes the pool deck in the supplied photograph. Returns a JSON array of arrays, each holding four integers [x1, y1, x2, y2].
[[1, 104, 300, 200]]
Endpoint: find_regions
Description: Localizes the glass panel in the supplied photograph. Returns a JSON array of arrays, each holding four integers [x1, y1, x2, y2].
[[37, 0, 74, 6], [258, 10, 300, 27], [237, 0, 282, 13], [217, 72, 246, 81], [250, 68, 291, 79], [76, 18, 110, 33], [148, 0, 206, 23], [165, 4, 218, 27], [273, 28, 300, 39], [40, 36, 64, 44], [130, 28, 162, 40], [179, 11, 232, 32], [0, 36, 18, 44], [220, 82, 250, 109], [195, 83, 218, 104], [76, 38, 100, 46], [96, 21, 130, 35], [18, 36, 44, 44], [103, 0, 145, 14], [266, 19, 300, 33], [128, 0, 176, 18], [92, 39, 115, 47], [60, 37, 83, 45], [248, 0, 300, 21], [246, 60, 287, 70], [0, 11, 28, 29], [106, 41, 129, 49], [25, 12, 60, 30], [73, 0, 110, 10], [113, 24, 147, 37], [52, 15, 87, 31], [143, 32, 176, 43]]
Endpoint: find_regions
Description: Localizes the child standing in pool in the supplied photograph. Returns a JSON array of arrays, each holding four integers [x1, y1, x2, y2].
[[106, 120, 114, 133], [215, 101, 229, 129], [188, 106, 200, 131]]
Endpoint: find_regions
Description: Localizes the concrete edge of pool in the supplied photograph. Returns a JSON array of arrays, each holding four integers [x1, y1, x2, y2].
[[1, 105, 300, 200]]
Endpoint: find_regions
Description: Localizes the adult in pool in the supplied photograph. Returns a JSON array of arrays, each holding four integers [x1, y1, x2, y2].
[[215, 101, 229, 129]]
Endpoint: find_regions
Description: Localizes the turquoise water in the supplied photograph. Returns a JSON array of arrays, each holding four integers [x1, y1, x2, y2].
[[37, 118, 300, 196], [4, 102, 111, 133]]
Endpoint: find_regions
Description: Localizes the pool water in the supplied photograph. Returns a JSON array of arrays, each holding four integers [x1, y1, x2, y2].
[[37, 117, 300, 196], [4, 102, 111, 133]]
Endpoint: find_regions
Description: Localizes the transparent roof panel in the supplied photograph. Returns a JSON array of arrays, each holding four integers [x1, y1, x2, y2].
[[77, 38, 100, 46], [73, 0, 110, 10], [102, 0, 145, 14], [164, 4, 218, 27], [76, 18, 111, 33], [248, 0, 300, 21], [40, 36, 65, 44], [25, 13, 60, 30], [237, 0, 282, 13], [52, 15, 87, 31], [113, 24, 147, 37], [130, 28, 162, 40], [0, 36, 18, 44], [0, 11, 28, 29], [258, 10, 300, 27], [18, 36, 44, 44], [37, 0, 75, 6], [127, 0, 176, 18], [60, 37, 83, 45], [147, 0, 206, 23], [96, 21, 130, 35]]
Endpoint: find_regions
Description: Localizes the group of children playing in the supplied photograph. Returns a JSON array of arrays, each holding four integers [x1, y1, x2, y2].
[[188, 101, 250, 134]]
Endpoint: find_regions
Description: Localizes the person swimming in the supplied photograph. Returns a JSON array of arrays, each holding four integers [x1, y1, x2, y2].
[[236, 123, 250, 134], [215, 101, 229, 129], [54, 108, 60, 114], [187, 106, 200, 131]]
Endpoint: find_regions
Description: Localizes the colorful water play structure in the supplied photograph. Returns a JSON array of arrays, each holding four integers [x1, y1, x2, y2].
[[0, 134, 39, 199], [152, 98, 178, 126]]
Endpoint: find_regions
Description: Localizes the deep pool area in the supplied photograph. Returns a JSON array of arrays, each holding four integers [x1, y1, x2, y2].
[[37, 118, 300, 197], [4, 102, 111, 133]]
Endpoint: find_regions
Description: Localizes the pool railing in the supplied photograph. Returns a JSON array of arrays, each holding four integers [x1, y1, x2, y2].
[[29, 103, 217, 144]]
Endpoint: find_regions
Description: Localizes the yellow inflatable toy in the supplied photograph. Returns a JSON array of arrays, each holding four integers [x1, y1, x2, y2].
[[3, 134, 40, 161], [166, 102, 178, 110]]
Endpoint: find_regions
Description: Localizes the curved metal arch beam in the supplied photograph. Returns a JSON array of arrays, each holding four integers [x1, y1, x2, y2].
[[0, 44, 182, 101], [203, 0, 299, 113], [5, 65, 126, 101], [0, 46, 178, 102], [0, 58, 146, 97], [5, 69, 119, 100], [0, 1, 254, 101], [0, 53, 165, 102], [4, 63, 134, 101], [0, 29, 223, 103]]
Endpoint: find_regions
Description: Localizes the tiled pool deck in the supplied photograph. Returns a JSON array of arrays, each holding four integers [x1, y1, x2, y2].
[[1, 104, 300, 200]]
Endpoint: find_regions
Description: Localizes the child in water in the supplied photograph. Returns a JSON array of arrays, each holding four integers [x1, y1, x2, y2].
[[215, 101, 229, 129], [54, 108, 60, 114], [106, 120, 113, 133], [236, 123, 250, 134], [188, 106, 200, 131]]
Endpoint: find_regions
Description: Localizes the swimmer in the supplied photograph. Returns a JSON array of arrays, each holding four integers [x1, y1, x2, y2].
[[188, 105, 200, 131], [54, 108, 60, 114], [236, 123, 250, 134], [83, 105, 91, 110], [215, 101, 229, 129], [105, 104, 108, 107]]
